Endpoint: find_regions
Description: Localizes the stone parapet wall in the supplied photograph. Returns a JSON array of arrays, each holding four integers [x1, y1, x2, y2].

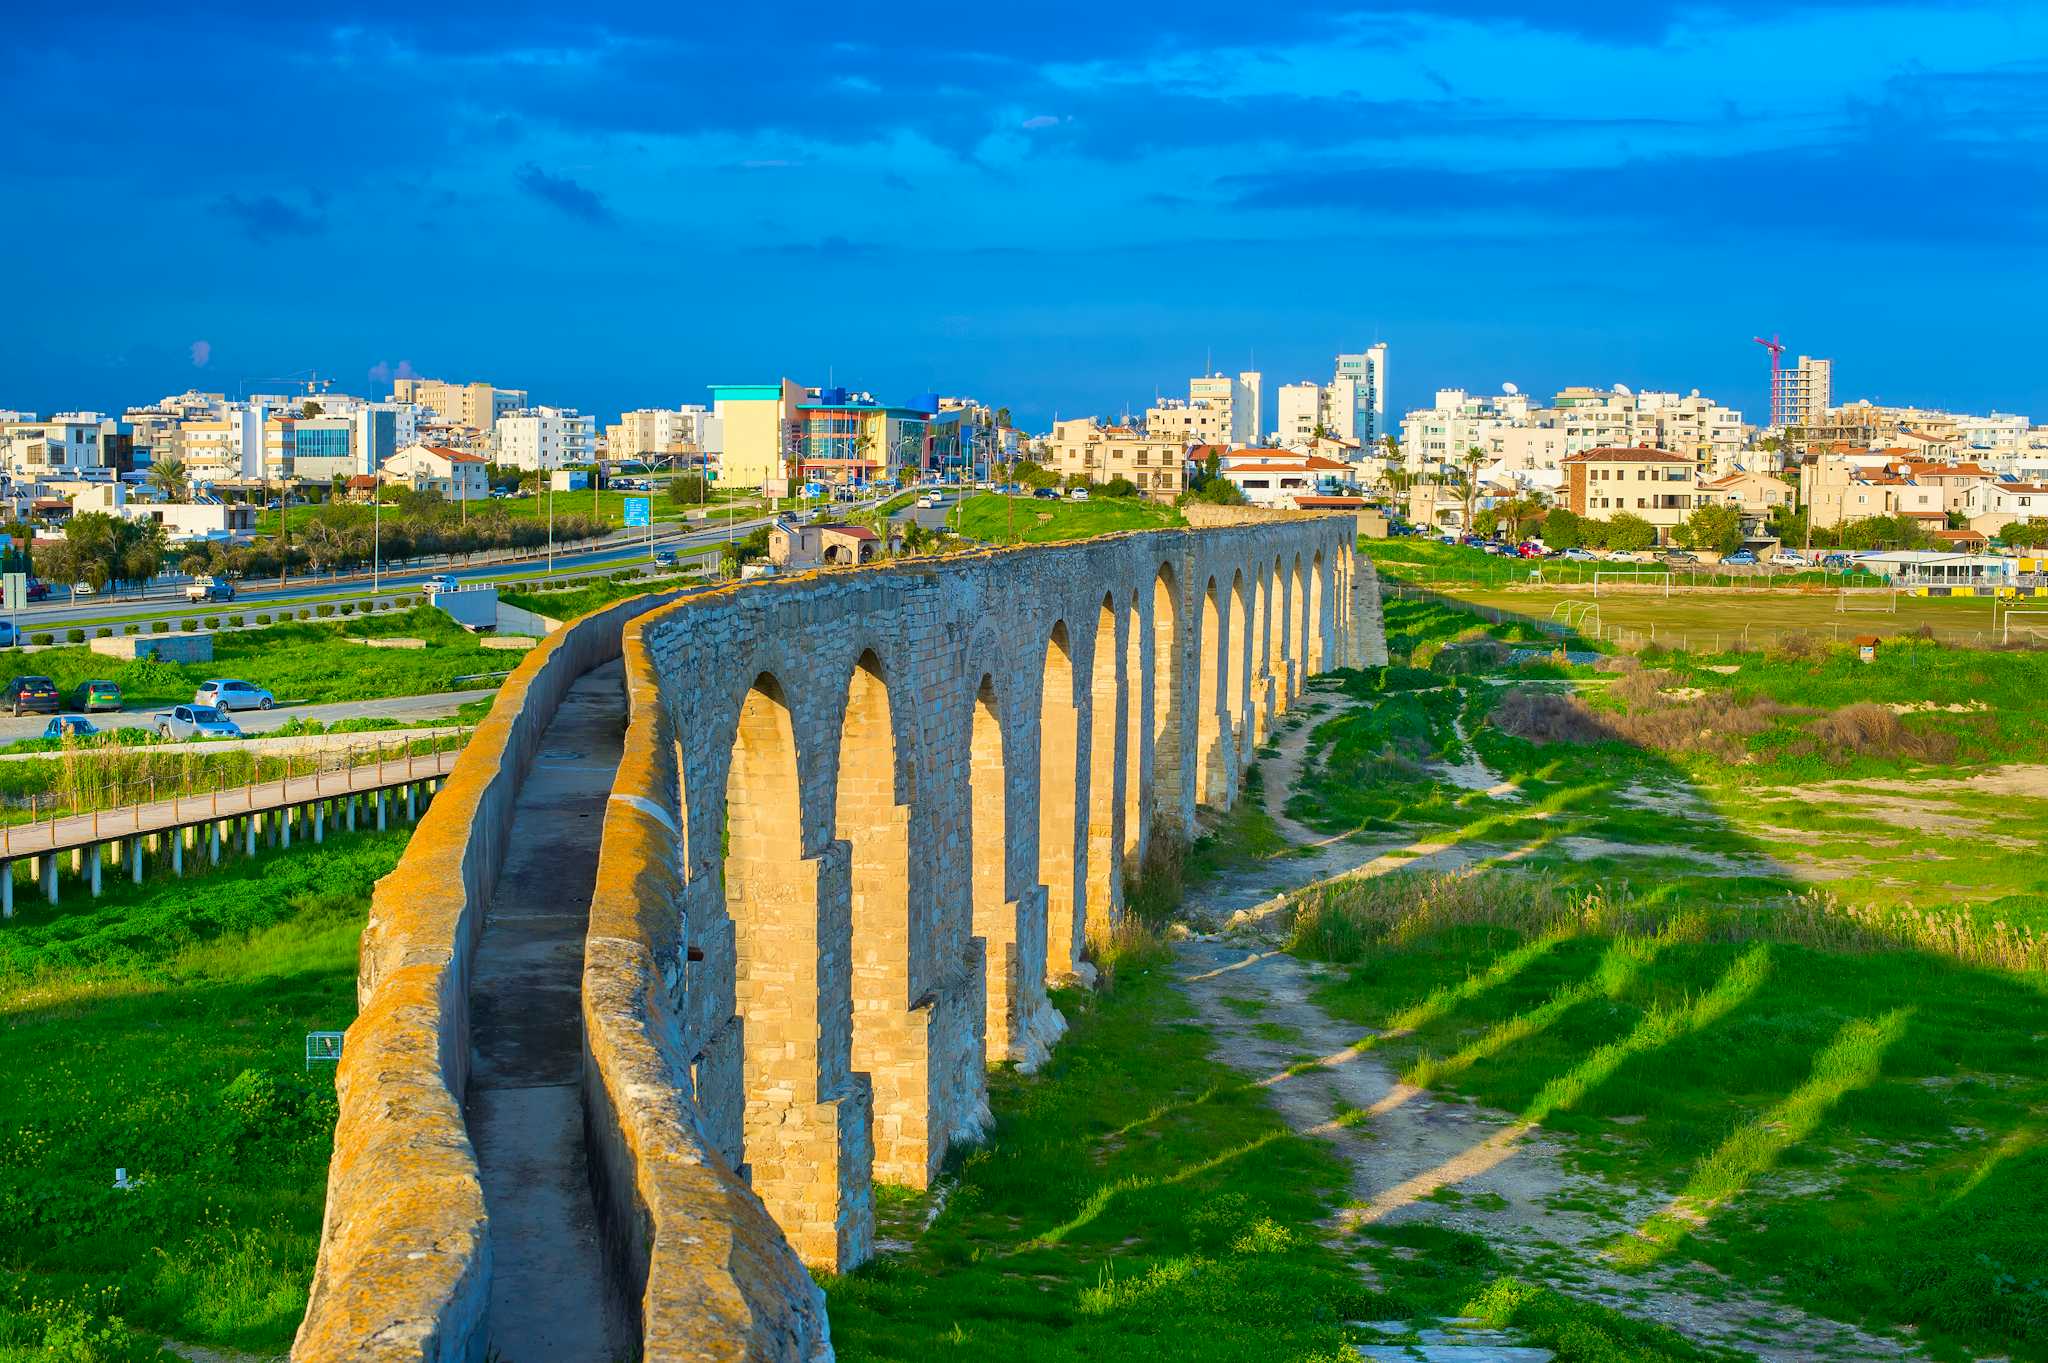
[[577, 604, 834, 1361], [293, 590, 685, 1363]]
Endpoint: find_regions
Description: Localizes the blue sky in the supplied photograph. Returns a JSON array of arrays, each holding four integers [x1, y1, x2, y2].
[[4, 3, 2044, 429]]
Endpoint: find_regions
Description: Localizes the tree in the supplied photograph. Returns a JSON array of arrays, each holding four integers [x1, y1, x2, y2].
[[1674, 503, 1745, 555], [994, 406, 1012, 429], [667, 473, 710, 507], [1101, 476, 1139, 498], [1605, 512, 1656, 552], [1459, 446, 1486, 535], [36, 511, 165, 594], [1998, 518, 2048, 548], [147, 458, 190, 502], [1541, 508, 1589, 549]]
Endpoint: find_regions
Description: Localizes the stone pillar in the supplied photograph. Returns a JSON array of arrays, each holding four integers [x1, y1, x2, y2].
[[280, 808, 292, 850], [172, 832, 183, 877], [244, 817, 256, 857], [376, 791, 387, 831], [734, 841, 873, 1273], [130, 837, 143, 885], [406, 783, 416, 822], [209, 824, 221, 865], [40, 854, 56, 905], [2, 863, 11, 919], [314, 803, 325, 844], [88, 846, 101, 898], [345, 795, 356, 832]]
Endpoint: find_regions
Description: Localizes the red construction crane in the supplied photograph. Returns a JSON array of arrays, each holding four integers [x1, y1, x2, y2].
[[1753, 334, 1785, 426]]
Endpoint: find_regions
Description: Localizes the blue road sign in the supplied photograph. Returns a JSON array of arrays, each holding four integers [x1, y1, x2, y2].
[[624, 496, 651, 528]]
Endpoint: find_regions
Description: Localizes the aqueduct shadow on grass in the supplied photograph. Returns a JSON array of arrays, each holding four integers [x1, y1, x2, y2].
[[292, 514, 1372, 1362]]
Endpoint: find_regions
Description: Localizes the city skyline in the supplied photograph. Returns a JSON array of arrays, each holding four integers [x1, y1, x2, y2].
[[5, 3, 2045, 426]]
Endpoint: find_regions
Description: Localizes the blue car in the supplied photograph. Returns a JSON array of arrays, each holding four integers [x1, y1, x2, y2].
[[1723, 549, 1759, 566]]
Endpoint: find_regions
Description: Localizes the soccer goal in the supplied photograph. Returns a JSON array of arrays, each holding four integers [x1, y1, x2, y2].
[[1593, 571, 1671, 598], [1835, 588, 1898, 613], [2002, 609, 2048, 645]]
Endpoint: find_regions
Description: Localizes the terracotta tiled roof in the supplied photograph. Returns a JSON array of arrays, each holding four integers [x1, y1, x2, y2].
[[1562, 446, 1691, 463]]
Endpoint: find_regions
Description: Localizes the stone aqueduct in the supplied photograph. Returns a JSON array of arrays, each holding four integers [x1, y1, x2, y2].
[[294, 513, 1375, 1362]]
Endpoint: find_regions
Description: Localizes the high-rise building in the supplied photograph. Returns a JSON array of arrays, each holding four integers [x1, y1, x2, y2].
[[1274, 382, 1322, 446], [1773, 355, 1831, 429], [1147, 371, 1260, 447], [1332, 343, 1388, 445]]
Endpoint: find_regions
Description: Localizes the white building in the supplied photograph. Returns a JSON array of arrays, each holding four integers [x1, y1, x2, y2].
[[1273, 382, 1321, 447], [608, 406, 712, 461], [382, 443, 489, 500], [1, 413, 107, 479], [492, 406, 597, 471], [1146, 371, 1261, 447], [1216, 449, 1354, 506], [1331, 344, 1388, 445]]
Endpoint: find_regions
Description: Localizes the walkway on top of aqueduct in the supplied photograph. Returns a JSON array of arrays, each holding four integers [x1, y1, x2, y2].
[[292, 512, 1380, 1363]]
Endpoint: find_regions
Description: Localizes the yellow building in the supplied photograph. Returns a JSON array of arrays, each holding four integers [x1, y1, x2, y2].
[[710, 380, 806, 490]]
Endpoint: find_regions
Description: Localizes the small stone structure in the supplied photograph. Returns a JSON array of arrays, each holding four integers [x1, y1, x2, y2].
[[88, 631, 213, 663], [293, 514, 1376, 1362]]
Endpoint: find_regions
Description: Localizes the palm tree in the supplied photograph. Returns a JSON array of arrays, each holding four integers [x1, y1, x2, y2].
[[1460, 446, 1487, 536], [147, 458, 190, 502]]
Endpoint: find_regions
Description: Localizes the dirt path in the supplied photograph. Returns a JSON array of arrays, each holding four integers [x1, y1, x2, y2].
[[1174, 937, 1928, 1362]]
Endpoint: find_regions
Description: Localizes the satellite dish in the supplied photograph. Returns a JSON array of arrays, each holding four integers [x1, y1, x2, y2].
[[1613, 383, 1633, 396], [1501, 382, 1519, 395]]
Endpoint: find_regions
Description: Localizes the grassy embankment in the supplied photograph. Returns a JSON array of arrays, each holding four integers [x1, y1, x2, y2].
[[0, 833, 408, 1361], [1273, 590, 2048, 1360], [953, 494, 1184, 544], [0, 606, 516, 711]]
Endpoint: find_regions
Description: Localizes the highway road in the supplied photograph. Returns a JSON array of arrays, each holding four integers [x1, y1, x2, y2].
[[7, 513, 777, 630], [0, 686, 500, 743]]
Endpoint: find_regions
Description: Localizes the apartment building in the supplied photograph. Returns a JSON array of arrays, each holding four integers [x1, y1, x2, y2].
[[1146, 371, 1261, 447], [608, 406, 712, 462], [389, 377, 528, 434], [1273, 382, 1321, 447], [1331, 344, 1387, 445], [0, 414, 106, 479], [1696, 471, 1794, 520], [1217, 449, 1351, 507], [491, 406, 596, 471], [1805, 456, 1949, 529], [1773, 355, 1832, 428], [1047, 418, 1184, 498], [1562, 447, 1700, 541]]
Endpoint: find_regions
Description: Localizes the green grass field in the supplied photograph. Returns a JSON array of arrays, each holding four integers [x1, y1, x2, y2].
[[828, 938, 1714, 1363], [954, 494, 1184, 544], [0, 606, 515, 711], [1265, 589, 2048, 1359], [0, 833, 407, 1360]]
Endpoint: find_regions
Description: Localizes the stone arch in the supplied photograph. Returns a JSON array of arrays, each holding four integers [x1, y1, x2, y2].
[[1227, 568, 1250, 778], [1083, 593, 1123, 943], [1037, 621, 1084, 978], [1195, 576, 1226, 804], [1308, 549, 1327, 672], [725, 671, 870, 1269], [1270, 552, 1294, 708], [1122, 590, 1143, 865], [832, 650, 936, 1188], [1150, 561, 1184, 831], [968, 674, 1020, 1063], [1291, 552, 1308, 693]]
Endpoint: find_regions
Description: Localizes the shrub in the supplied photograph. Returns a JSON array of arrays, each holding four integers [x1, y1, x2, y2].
[[66, 628, 85, 644], [122, 623, 139, 635], [1101, 476, 1139, 498], [181, 618, 199, 632], [151, 622, 170, 634], [339, 603, 355, 615], [33, 633, 53, 645], [94, 627, 112, 639], [297, 609, 312, 620], [255, 613, 271, 624], [1492, 688, 1619, 745], [203, 616, 221, 630], [316, 604, 334, 618]]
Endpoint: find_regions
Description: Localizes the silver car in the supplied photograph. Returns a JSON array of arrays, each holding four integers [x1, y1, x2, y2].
[[194, 678, 274, 711]]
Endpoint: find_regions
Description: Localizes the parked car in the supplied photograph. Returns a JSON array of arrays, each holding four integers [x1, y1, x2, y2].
[[1069, 488, 1090, 501], [186, 575, 234, 603], [1032, 487, 1061, 500], [1820, 553, 1851, 569], [155, 704, 242, 739], [1605, 549, 1654, 563], [1561, 547, 1599, 561], [1723, 549, 1759, 566], [0, 622, 14, 648], [8, 674, 61, 716], [71, 581, 97, 597], [1516, 542, 1549, 559], [24, 580, 49, 602], [1774, 551, 1811, 568], [653, 549, 678, 568], [1663, 550, 1702, 565], [193, 679, 274, 712], [73, 679, 122, 712], [42, 714, 99, 741]]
